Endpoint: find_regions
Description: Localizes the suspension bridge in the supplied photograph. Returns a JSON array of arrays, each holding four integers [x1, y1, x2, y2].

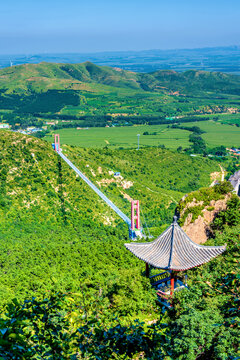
[[52, 134, 146, 239]]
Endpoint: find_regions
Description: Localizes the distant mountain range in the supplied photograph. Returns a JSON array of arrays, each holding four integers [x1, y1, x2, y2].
[[1, 46, 240, 74]]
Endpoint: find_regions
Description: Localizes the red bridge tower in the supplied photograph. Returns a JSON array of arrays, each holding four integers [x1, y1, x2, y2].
[[54, 134, 60, 152], [131, 200, 140, 232]]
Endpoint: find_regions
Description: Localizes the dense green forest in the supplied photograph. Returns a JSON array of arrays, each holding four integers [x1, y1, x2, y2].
[[0, 130, 239, 359], [0, 62, 240, 129]]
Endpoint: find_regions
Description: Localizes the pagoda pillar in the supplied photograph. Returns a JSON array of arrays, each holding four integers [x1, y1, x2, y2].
[[146, 263, 150, 278], [170, 271, 175, 296]]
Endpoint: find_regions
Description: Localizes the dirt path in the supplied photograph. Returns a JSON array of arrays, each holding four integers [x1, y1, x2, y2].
[[210, 164, 225, 187], [219, 164, 225, 181]]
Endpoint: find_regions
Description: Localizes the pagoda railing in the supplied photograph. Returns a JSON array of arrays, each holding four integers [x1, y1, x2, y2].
[[149, 271, 188, 307], [149, 271, 171, 286]]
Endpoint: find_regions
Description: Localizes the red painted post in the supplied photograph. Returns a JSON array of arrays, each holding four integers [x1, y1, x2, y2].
[[170, 272, 175, 297]]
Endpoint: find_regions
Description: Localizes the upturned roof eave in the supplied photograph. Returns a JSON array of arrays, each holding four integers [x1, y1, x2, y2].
[[124, 246, 225, 271], [124, 218, 227, 271]]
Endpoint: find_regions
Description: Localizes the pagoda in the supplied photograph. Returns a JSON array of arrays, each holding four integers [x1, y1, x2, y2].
[[125, 216, 226, 306]]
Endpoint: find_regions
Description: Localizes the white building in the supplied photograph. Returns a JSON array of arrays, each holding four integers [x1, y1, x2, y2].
[[0, 123, 10, 129]]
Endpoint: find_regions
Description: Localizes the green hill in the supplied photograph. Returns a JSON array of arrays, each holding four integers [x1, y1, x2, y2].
[[0, 130, 121, 230], [149, 69, 240, 95], [1, 62, 240, 94], [0, 61, 140, 93], [0, 62, 240, 129]]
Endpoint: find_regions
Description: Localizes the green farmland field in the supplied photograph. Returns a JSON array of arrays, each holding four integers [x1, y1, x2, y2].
[[46, 120, 240, 149], [185, 121, 240, 148], [214, 113, 240, 125], [47, 125, 190, 149]]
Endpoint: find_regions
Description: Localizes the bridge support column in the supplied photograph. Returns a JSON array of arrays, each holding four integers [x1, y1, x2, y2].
[[54, 134, 60, 152], [131, 200, 140, 230]]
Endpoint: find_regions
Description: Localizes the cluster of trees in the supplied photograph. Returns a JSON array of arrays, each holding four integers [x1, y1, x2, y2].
[[1, 112, 45, 130], [189, 133, 207, 153], [0, 90, 80, 114], [188, 135, 229, 157], [110, 115, 211, 127], [143, 131, 158, 135], [208, 145, 227, 156], [171, 124, 205, 134], [1, 103, 213, 130]]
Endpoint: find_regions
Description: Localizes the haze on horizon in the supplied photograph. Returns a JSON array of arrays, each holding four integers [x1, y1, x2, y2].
[[0, 0, 239, 55]]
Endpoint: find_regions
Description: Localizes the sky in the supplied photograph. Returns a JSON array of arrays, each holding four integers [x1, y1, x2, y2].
[[0, 0, 239, 54]]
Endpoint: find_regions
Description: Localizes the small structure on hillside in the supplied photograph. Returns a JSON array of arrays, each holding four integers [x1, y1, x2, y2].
[[52, 134, 61, 152], [229, 170, 240, 196], [125, 216, 226, 307]]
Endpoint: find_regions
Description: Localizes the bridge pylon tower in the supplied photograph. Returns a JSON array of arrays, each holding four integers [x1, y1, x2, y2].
[[54, 134, 60, 152], [129, 200, 140, 240]]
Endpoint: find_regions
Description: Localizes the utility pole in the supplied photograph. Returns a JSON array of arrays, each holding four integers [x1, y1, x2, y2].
[[137, 134, 140, 150]]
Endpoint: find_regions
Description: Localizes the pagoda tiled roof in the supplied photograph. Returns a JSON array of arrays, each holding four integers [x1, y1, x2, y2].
[[125, 217, 226, 271], [229, 170, 240, 188]]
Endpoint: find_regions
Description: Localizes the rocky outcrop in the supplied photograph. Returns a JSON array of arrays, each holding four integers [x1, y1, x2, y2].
[[182, 194, 231, 244]]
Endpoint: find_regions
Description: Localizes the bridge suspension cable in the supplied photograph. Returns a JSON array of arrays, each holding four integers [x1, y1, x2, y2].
[[58, 151, 132, 226], [52, 134, 145, 239]]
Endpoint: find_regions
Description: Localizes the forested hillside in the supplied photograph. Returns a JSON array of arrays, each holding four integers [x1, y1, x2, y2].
[[0, 131, 239, 359], [0, 130, 120, 230]]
